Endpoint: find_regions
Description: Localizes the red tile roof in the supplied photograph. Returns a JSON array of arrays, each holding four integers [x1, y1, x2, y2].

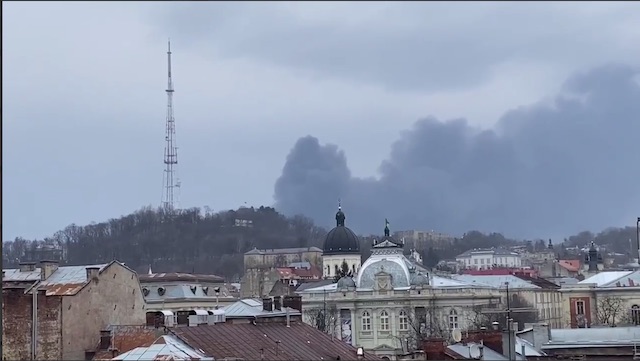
[[170, 322, 379, 360], [558, 260, 581, 272]]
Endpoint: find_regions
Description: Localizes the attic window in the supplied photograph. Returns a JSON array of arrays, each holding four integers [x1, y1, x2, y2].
[[202, 286, 209, 295], [142, 288, 150, 297], [190, 285, 197, 295], [158, 287, 166, 296]]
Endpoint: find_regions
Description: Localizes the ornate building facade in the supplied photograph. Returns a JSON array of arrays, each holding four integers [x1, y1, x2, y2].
[[299, 212, 502, 360]]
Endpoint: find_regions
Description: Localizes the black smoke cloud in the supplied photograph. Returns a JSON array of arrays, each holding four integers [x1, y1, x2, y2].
[[274, 64, 640, 238]]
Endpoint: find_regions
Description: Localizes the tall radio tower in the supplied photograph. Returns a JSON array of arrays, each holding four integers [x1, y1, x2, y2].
[[162, 40, 180, 211]]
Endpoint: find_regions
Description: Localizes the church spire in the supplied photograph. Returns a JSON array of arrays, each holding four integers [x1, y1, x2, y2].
[[384, 218, 390, 237], [335, 199, 346, 227]]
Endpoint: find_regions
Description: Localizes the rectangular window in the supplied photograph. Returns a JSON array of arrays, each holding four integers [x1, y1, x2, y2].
[[474, 259, 478, 264], [362, 312, 371, 331], [380, 311, 390, 331], [576, 300, 585, 315]]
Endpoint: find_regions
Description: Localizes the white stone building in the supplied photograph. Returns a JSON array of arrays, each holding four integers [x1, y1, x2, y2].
[[299, 214, 502, 360], [456, 248, 522, 270]]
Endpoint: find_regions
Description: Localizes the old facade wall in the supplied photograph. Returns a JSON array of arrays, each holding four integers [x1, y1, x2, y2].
[[2, 288, 63, 360], [61, 263, 146, 360]]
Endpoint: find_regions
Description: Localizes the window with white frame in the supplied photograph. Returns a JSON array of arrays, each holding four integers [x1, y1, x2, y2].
[[448, 309, 459, 329], [399, 310, 409, 331], [576, 300, 585, 315], [362, 311, 371, 331], [632, 305, 640, 326], [380, 310, 390, 331]]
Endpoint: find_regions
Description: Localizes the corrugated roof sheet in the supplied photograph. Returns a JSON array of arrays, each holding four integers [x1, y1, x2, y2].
[[3, 268, 41, 282], [170, 322, 379, 360], [112, 335, 212, 361], [547, 327, 640, 346], [38, 263, 110, 296]]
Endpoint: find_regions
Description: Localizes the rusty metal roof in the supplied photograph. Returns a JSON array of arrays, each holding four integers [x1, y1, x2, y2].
[[170, 322, 379, 360], [37, 263, 110, 296]]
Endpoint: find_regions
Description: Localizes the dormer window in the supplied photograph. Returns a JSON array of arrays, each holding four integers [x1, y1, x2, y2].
[[157, 287, 166, 296]]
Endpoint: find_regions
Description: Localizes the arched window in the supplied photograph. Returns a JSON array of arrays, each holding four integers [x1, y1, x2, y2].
[[398, 310, 409, 331], [380, 310, 390, 331], [632, 305, 640, 326], [334, 264, 339, 275], [326, 265, 330, 275], [448, 309, 459, 329], [362, 311, 371, 331]]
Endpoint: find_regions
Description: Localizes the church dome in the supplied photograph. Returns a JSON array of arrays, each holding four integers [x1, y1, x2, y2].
[[337, 276, 356, 289], [323, 207, 360, 256]]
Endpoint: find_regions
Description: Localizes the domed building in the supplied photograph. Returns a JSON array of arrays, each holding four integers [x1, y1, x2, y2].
[[299, 219, 502, 360], [322, 205, 362, 279]]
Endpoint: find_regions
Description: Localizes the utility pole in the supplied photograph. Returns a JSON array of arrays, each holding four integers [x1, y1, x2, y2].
[[161, 39, 180, 211]]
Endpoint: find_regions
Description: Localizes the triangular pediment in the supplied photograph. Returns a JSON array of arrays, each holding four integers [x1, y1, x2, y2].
[[372, 344, 396, 351]]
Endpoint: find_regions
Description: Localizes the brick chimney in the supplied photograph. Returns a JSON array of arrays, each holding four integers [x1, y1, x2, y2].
[[283, 295, 302, 312], [423, 338, 447, 360], [19, 262, 37, 272], [464, 330, 503, 355], [273, 296, 282, 311], [262, 297, 273, 312], [86, 267, 100, 281], [40, 260, 59, 280]]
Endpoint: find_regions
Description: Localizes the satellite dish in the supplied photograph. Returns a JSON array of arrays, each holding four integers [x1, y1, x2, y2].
[[451, 328, 462, 343], [469, 344, 481, 359]]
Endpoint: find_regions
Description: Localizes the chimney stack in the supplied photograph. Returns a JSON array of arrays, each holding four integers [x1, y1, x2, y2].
[[283, 295, 302, 312], [273, 296, 282, 311], [262, 297, 273, 312], [19, 262, 37, 273], [40, 260, 59, 280], [86, 267, 100, 281]]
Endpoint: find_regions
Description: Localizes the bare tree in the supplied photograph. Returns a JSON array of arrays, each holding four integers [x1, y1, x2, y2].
[[304, 303, 340, 337], [395, 304, 449, 353], [596, 296, 627, 327], [468, 295, 539, 330]]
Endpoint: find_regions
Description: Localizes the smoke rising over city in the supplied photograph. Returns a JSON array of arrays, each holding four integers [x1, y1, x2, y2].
[[274, 64, 640, 238]]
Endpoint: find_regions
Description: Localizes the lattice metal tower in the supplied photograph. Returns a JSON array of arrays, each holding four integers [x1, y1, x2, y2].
[[162, 40, 180, 210]]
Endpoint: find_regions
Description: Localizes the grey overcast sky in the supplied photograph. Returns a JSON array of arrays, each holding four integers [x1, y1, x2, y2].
[[3, 2, 640, 241]]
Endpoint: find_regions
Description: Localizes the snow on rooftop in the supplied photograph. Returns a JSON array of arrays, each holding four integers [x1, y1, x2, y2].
[[452, 275, 539, 289], [578, 271, 632, 286]]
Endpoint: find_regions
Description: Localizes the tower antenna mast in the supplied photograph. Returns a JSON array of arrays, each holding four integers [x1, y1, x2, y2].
[[162, 39, 180, 211]]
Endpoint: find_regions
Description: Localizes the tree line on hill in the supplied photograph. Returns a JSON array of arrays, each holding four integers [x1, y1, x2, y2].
[[3, 206, 637, 280]]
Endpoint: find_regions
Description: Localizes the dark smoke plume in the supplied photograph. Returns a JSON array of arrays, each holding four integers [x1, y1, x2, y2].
[[274, 64, 640, 238]]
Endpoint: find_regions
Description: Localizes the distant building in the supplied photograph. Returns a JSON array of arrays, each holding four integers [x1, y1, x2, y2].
[[241, 246, 323, 298], [139, 271, 237, 326], [560, 269, 640, 329], [456, 248, 522, 270], [299, 210, 502, 360], [2, 260, 145, 360], [519, 324, 640, 359], [452, 274, 563, 328], [106, 297, 379, 361], [393, 229, 454, 250]]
